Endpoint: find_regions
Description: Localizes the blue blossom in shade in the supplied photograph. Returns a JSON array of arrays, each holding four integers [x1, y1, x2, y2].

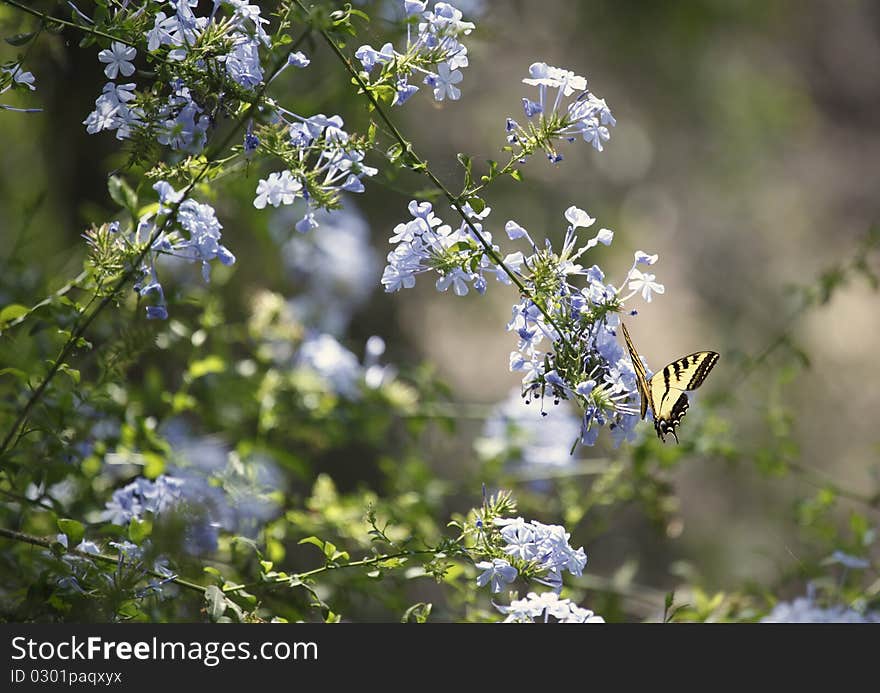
[[476, 558, 518, 593], [477, 389, 582, 472], [155, 85, 211, 152], [356, 2, 474, 106], [288, 51, 310, 68], [279, 203, 381, 335], [244, 126, 259, 156], [103, 475, 219, 554], [498, 592, 604, 623], [2, 65, 36, 91], [761, 594, 880, 623], [99, 182, 234, 319], [507, 62, 615, 162], [223, 36, 263, 88], [297, 333, 363, 398], [1, 63, 40, 112], [826, 550, 871, 570]]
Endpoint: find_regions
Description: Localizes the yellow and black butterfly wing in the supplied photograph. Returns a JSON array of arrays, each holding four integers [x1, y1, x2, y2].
[[620, 321, 652, 420], [648, 351, 720, 443]]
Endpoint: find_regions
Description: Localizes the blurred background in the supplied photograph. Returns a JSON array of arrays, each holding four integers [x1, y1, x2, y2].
[[1, 0, 878, 620]]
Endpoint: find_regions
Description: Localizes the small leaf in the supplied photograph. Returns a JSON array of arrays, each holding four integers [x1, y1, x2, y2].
[[205, 585, 226, 621], [187, 355, 225, 380], [298, 536, 326, 552], [466, 196, 485, 214], [57, 518, 85, 547], [0, 304, 29, 326], [57, 363, 81, 384], [128, 517, 152, 544], [0, 367, 27, 381], [5, 32, 38, 46], [107, 175, 138, 214]]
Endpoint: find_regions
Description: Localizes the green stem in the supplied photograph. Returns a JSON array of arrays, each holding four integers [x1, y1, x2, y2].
[[0, 271, 89, 336], [786, 461, 879, 510], [1, 0, 140, 49], [222, 548, 438, 594], [0, 526, 207, 594], [295, 0, 572, 350]]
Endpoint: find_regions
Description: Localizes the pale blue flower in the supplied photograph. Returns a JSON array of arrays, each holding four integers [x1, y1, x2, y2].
[[98, 41, 136, 79], [254, 171, 303, 209], [476, 558, 518, 593]]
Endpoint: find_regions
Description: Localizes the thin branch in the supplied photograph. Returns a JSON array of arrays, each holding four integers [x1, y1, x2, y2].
[[1, 0, 140, 49], [222, 549, 438, 594], [0, 525, 207, 594]]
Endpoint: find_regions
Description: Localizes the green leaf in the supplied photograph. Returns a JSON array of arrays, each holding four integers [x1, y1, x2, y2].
[[57, 518, 85, 547], [0, 304, 29, 326], [128, 517, 152, 544], [5, 32, 38, 47], [205, 585, 227, 621], [466, 196, 485, 214], [57, 363, 81, 385], [0, 367, 27, 381], [457, 153, 474, 191], [510, 169, 523, 182], [402, 602, 432, 623], [187, 355, 225, 380], [298, 536, 326, 552], [107, 175, 138, 215]]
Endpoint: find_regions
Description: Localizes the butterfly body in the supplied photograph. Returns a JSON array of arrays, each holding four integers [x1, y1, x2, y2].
[[620, 321, 719, 443]]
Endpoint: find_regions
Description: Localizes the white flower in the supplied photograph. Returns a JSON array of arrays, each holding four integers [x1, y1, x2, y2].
[[253, 171, 302, 209], [498, 591, 604, 623], [564, 206, 596, 230], [522, 63, 587, 96], [98, 42, 137, 79], [627, 268, 665, 302]]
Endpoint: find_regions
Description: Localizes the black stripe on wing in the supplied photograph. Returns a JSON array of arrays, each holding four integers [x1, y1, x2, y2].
[[666, 351, 720, 391], [654, 392, 690, 443]]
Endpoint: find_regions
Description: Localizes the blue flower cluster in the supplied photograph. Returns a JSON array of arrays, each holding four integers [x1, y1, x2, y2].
[[253, 112, 377, 232], [356, 1, 475, 106], [477, 388, 582, 470], [129, 181, 235, 319], [1, 62, 39, 113], [498, 591, 604, 623], [494, 516, 588, 591], [279, 204, 381, 335], [384, 199, 664, 447], [505, 208, 663, 446], [507, 62, 616, 163], [381, 201, 516, 295], [83, 1, 272, 149]]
